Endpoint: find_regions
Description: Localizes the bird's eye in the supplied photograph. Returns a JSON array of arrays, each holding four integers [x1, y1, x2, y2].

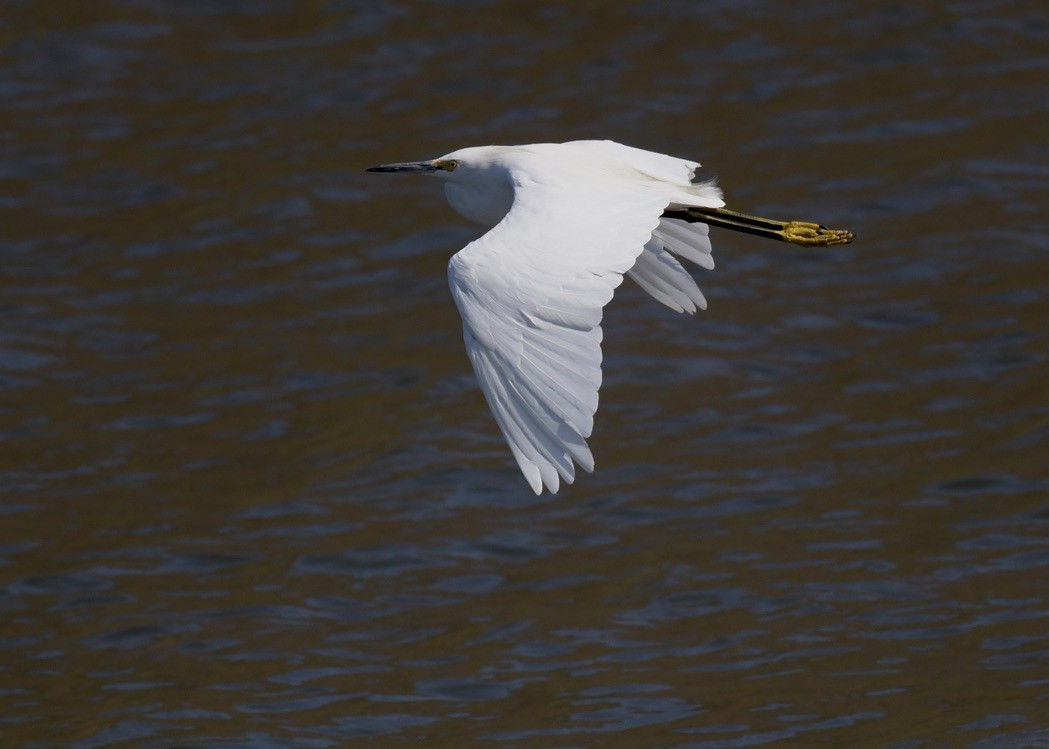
[[442, 159, 459, 171]]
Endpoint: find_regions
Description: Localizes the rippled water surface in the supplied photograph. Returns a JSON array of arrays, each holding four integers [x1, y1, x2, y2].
[[2, 1, 1048, 747]]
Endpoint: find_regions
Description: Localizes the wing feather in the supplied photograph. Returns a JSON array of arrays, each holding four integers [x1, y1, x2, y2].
[[655, 218, 716, 269], [625, 217, 717, 313], [448, 160, 668, 493], [628, 242, 707, 313]]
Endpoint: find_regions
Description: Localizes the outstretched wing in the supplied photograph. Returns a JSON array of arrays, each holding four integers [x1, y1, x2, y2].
[[448, 167, 669, 494]]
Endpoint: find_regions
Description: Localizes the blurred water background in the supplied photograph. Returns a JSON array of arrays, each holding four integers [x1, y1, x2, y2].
[[2, 1, 1048, 747]]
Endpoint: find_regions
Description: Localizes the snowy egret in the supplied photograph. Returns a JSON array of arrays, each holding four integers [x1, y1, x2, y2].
[[368, 140, 852, 494]]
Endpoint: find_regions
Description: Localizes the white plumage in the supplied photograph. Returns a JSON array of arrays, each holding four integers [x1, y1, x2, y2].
[[370, 140, 725, 494]]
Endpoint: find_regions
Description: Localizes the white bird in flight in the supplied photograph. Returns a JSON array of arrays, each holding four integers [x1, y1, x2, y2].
[[368, 140, 852, 494]]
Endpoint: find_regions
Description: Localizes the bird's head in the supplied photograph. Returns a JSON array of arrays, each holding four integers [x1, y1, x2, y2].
[[367, 147, 514, 227], [367, 145, 507, 180], [365, 156, 462, 176]]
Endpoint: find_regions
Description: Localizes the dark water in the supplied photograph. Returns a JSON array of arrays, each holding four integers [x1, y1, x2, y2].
[[2, 1, 1048, 747]]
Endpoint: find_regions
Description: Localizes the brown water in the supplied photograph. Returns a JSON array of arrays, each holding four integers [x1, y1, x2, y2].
[[2, 2, 1048, 747]]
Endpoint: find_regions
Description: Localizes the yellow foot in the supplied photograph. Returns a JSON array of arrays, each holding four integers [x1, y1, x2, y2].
[[663, 206, 855, 247], [780, 221, 855, 247]]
